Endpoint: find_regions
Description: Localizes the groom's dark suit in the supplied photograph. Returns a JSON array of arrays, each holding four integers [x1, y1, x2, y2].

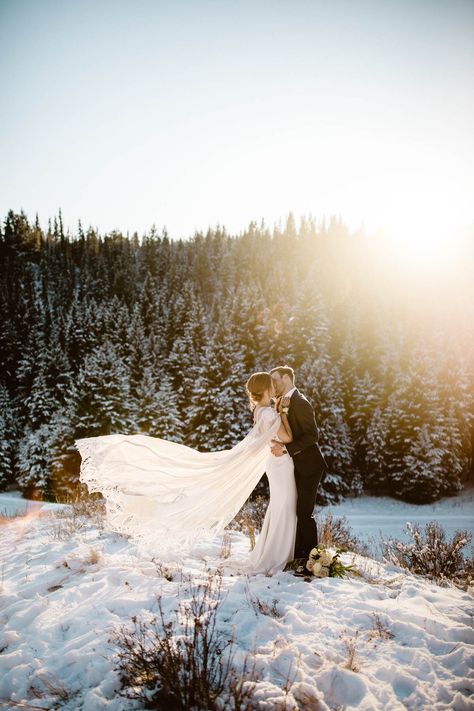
[[285, 389, 328, 558]]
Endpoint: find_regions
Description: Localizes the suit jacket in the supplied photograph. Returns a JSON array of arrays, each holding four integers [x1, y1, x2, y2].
[[285, 388, 328, 472]]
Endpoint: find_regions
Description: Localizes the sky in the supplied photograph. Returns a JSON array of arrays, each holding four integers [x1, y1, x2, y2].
[[0, 0, 473, 242]]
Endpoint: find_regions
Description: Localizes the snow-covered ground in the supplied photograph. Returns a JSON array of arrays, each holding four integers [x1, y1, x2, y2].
[[0, 494, 473, 710], [0, 490, 67, 517], [320, 487, 474, 556], [3, 487, 473, 548]]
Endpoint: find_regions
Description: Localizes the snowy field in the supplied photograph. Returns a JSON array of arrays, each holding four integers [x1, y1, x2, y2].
[[0, 492, 473, 710], [0, 491, 67, 517], [320, 487, 474, 556], [2, 487, 474, 551]]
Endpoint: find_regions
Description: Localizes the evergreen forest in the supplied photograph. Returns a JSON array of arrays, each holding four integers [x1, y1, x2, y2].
[[0, 209, 472, 504]]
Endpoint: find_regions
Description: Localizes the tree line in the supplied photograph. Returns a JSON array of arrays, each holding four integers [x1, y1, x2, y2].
[[0, 208, 472, 504]]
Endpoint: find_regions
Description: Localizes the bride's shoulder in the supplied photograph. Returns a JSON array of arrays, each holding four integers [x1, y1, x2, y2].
[[254, 405, 274, 414], [254, 405, 278, 422]]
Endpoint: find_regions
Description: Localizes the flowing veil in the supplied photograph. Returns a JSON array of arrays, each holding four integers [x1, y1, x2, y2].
[[74, 407, 281, 554]]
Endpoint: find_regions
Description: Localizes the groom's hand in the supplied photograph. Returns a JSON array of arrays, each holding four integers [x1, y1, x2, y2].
[[271, 440, 285, 457]]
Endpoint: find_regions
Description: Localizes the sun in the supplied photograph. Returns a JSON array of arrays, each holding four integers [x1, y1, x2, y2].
[[365, 174, 468, 273], [356, 147, 473, 274], [384, 215, 452, 266]]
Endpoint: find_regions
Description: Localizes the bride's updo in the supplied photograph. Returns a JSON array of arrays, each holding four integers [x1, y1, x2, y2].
[[246, 371, 272, 411]]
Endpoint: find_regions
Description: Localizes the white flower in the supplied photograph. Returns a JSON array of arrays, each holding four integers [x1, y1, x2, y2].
[[312, 561, 322, 574], [310, 547, 319, 557], [320, 551, 333, 567], [316, 566, 330, 578]]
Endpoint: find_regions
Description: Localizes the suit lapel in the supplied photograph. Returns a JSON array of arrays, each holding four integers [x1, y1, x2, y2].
[[287, 388, 300, 429]]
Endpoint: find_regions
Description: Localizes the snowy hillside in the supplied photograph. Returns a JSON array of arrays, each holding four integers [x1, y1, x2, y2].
[[0, 501, 473, 710]]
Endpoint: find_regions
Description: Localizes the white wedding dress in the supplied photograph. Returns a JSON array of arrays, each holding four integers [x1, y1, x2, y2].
[[243, 407, 297, 575], [75, 405, 297, 573]]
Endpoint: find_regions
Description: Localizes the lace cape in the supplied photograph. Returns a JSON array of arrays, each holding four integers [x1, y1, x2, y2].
[[75, 407, 280, 553]]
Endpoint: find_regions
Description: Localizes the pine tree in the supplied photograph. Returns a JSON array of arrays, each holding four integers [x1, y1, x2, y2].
[[73, 339, 133, 437], [17, 423, 55, 497], [133, 368, 184, 442], [299, 356, 359, 502], [0, 384, 15, 490], [225, 286, 267, 372], [282, 287, 331, 369], [350, 369, 382, 479], [125, 305, 152, 394], [436, 406, 466, 496], [439, 354, 473, 487], [166, 294, 210, 433], [337, 332, 362, 419], [364, 406, 390, 492], [16, 402, 76, 500], [381, 365, 422, 493], [139, 270, 160, 336], [398, 424, 445, 502], [186, 324, 248, 450], [382, 348, 450, 500]]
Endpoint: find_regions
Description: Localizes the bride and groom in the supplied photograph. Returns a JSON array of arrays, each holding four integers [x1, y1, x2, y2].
[[245, 366, 328, 576], [75, 365, 328, 577]]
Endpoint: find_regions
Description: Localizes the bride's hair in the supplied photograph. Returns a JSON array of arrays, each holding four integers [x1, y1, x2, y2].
[[246, 371, 272, 411]]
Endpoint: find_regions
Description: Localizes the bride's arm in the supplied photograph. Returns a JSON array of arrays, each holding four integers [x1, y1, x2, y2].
[[276, 398, 293, 443]]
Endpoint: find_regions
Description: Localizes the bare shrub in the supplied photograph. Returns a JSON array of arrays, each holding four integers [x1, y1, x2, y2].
[[226, 655, 260, 711], [0, 510, 25, 525], [110, 568, 261, 710], [347, 553, 396, 586], [29, 671, 72, 704], [318, 512, 370, 556], [369, 613, 394, 641], [47, 513, 87, 540], [245, 580, 281, 618], [45, 493, 106, 540], [292, 684, 324, 711], [56, 492, 106, 526], [382, 520, 474, 588], [281, 655, 300, 699], [85, 546, 102, 565], [340, 629, 360, 672], [0, 701, 54, 710], [0, 670, 80, 709], [151, 558, 180, 581], [220, 530, 232, 559], [228, 495, 268, 550]]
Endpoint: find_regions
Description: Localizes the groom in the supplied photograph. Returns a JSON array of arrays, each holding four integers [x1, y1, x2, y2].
[[270, 365, 328, 571]]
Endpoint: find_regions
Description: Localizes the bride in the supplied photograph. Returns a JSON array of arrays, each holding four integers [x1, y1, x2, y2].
[[75, 371, 297, 575], [243, 372, 296, 575]]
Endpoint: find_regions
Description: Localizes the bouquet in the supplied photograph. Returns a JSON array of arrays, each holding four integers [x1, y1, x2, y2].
[[305, 544, 353, 578]]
